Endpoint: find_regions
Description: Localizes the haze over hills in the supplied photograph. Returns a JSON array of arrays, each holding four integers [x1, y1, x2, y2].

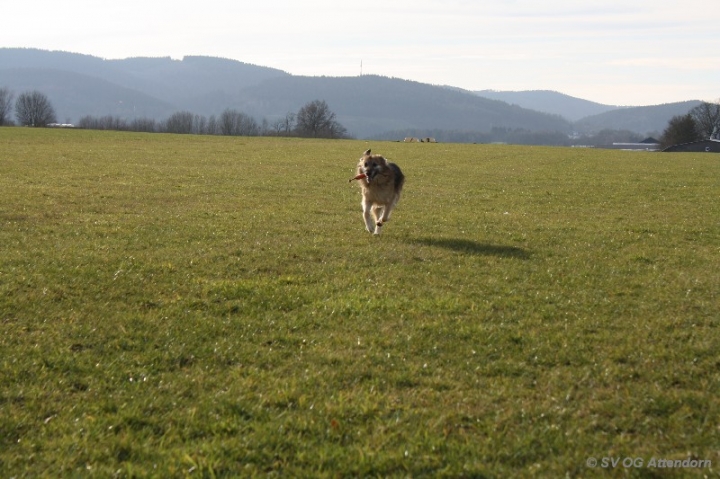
[[0, 48, 703, 141], [474, 89, 703, 135], [474, 90, 623, 122], [573, 101, 703, 136]]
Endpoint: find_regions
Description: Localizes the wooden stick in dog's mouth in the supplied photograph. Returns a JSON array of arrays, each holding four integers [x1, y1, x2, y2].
[[349, 173, 367, 182]]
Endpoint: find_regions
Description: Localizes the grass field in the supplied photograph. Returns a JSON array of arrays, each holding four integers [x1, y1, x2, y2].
[[1, 127, 718, 477]]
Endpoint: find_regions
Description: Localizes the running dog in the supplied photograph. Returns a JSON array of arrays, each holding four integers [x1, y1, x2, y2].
[[350, 149, 405, 234]]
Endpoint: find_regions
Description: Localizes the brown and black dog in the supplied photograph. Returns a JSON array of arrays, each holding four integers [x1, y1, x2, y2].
[[351, 149, 405, 234]]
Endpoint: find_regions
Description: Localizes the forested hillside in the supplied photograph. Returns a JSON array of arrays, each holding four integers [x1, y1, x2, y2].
[[0, 48, 704, 142]]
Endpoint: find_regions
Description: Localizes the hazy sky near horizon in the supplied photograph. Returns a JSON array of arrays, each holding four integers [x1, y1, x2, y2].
[[3, 0, 719, 106]]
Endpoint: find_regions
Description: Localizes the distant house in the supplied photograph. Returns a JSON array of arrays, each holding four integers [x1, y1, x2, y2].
[[662, 139, 720, 153], [609, 137, 660, 151]]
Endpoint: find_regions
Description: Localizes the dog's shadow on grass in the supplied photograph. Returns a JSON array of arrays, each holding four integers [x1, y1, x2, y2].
[[410, 237, 531, 259]]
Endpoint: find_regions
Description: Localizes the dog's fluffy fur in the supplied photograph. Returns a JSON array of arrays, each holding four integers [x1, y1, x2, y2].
[[354, 149, 405, 234]]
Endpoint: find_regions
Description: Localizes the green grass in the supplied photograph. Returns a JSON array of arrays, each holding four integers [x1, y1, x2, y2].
[[1, 127, 718, 477]]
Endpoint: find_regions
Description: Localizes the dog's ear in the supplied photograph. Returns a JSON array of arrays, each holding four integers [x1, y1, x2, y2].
[[364, 149, 371, 156]]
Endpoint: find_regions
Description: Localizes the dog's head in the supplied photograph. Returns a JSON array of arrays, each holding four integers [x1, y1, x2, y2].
[[358, 149, 387, 183]]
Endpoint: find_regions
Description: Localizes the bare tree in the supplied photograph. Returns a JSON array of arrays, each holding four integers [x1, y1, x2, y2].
[[270, 114, 295, 136], [295, 100, 347, 138], [207, 115, 219, 135], [270, 118, 285, 136], [130, 117, 157, 133], [193, 114, 207, 135], [77, 115, 97, 129], [283, 112, 296, 135], [689, 100, 720, 139], [219, 109, 238, 135], [237, 112, 259, 136], [164, 111, 195, 134], [78, 115, 128, 130], [0, 87, 15, 126], [219, 109, 259, 136], [326, 118, 348, 139], [15, 90, 57, 127], [660, 113, 700, 149]]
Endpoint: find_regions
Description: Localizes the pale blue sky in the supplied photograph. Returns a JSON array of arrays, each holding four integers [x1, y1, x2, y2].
[[3, 0, 719, 106]]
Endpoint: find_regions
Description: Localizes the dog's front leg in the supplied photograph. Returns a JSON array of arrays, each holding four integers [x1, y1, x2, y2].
[[372, 205, 386, 235], [362, 199, 375, 233], [378, 205, 392, 225]]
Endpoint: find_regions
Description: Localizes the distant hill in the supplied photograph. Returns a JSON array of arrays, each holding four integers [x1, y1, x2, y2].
[[0, 48, 290, 121], [234, 75, 572, 138], [474, 90, 621, 122], [0, 68, 176, 121], [0, 48, 572, 139], [107, 55, 291, 113], [473, 89, 704, 136], [0, 48, 704, 141], [0, 48, 290, 98], [573, 101, 702, 136]]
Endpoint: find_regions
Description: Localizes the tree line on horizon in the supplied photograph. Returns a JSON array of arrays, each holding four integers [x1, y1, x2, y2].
[[75, 101, 349, 139], [2, 86, 718, 147], [0, 87, 349, 139]]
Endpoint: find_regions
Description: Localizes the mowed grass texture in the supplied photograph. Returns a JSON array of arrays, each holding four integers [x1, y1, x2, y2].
[[1, 128, 718, 477]]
